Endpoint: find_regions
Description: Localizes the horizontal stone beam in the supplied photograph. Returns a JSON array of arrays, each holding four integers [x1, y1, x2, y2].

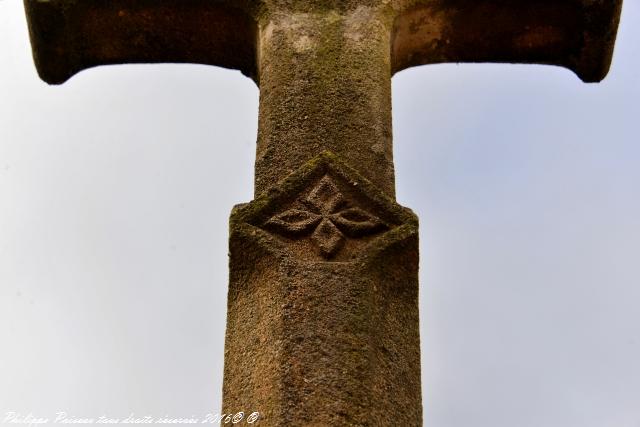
[[24, 0, 256, 84], [392, 0, 623, 82], [25, 0, 622, 85]]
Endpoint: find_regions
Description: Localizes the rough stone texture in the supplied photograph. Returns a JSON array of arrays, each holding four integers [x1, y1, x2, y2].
[[254, 6, 396, 197], [23, 1, 624, 426], [391, 0, 624, 83], [23, 0, 258, 84], [224, 153, 421, 425], [25, 0, 623, 85]]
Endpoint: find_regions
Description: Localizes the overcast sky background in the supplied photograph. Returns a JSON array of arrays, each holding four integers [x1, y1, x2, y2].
[[1, 1, 639, 426]]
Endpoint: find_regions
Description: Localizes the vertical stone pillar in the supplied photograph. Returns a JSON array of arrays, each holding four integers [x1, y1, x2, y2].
[[254, 6, 396, 197], [223, 154, 422, 425], [223, 5, 422, 425]]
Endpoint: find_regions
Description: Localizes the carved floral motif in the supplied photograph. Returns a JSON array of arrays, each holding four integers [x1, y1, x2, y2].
[[265, 175, 386, 258]]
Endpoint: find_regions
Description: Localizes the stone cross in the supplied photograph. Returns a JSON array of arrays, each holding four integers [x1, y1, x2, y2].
[[24, 0, 622, 425]]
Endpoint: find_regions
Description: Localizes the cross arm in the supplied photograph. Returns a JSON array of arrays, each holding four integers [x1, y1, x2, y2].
[[24, 0, 257, 85], [392, 0, 623, 82]]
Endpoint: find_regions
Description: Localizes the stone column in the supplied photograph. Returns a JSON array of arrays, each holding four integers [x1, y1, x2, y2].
[[254, 6, 396, 197], [223, 6, 422, 425]]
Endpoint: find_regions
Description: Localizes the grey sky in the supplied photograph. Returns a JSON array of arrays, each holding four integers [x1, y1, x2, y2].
[[1, 1, 639, 426]]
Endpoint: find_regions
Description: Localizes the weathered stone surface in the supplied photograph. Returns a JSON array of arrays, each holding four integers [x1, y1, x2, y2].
[[263, 174, 388, 259], [391, 0, 624, 83], [224, 152, 421, 425], [253, 6, 396, 197], [23, 0, 624, 193], [23, 0, 258, 84], [23, 1, 624, 426], [25, 0, 622, 85]]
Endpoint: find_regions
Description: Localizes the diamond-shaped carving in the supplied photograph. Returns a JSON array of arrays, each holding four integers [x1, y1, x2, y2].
[[233, 152, 417, 261], [311, 218, 345, 258], [262, 175, 387, 259], [304, 175, 345, 214]]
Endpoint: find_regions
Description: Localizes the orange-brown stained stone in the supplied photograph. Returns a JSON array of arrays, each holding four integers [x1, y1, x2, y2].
[[25, 0, 622, 85], [224, 153, 421, 425]]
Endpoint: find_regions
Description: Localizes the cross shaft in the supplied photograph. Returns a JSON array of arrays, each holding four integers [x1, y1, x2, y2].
[[255, 7, 395, 196]]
